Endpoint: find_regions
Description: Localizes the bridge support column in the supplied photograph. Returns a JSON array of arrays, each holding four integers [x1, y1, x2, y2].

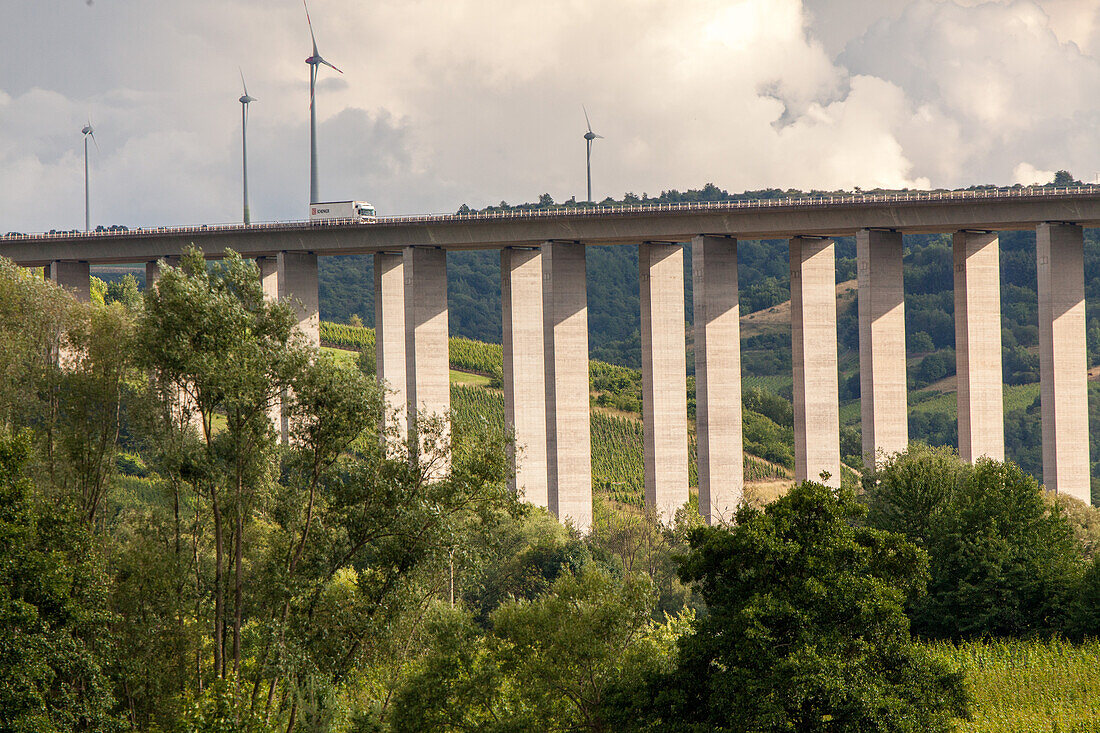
[[1037, 223, 1090, 502], [640, 242, 689, 523], [145, 255, 181, 287], [953, 231, 1004, 462], [404, 247, 450, 476], [255, 256, 286, 440], [857, 229, 909, 470], [692, 235, 742, 524], [277, 252, 320, 348], [257, 256, 279, 301], [790, 237, 840, 487], [375, 252, 408, 443], [49, 261, 90, 302], [502, 247, 548, 506], [543, 241, 592, 532]]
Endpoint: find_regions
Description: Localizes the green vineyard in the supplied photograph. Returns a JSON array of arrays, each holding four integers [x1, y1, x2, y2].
[[328, 319, 795, 509], [321, 322, 503, 375]]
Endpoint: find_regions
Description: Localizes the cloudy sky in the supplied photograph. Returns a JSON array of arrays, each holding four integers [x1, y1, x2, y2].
[[2, 0, 1099, 232]]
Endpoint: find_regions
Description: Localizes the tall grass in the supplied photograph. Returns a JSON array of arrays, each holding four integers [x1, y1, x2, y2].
[[928, 638, 1100, 732]]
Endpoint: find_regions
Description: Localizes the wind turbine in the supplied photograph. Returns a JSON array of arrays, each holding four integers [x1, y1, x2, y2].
[[239, 70, 256, 225], [583, 106, 603, 204], [303, 0, 342, 205], [81, 120, 98, 232]]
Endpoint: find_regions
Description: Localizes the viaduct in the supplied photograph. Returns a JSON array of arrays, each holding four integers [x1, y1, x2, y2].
[[4, 186, 1099, 529]]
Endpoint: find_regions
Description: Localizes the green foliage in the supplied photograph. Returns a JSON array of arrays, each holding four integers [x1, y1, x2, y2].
[[589, 500, 701, 617], [0, 258, 71, 432], [321, 321, 504, 375], [178, 677, 276, 733], [391, 568, 687, 733], [631, 481, 969, 732], [0, 432, 121, 732], [1069, 555, 1100, 639], [591, 412, 645, 506], [866, 451, 1083, 639], [930, 638, 1100, 732], [863, 444, 969, 546], [448, 337, 502, 375], [458, 509, 593, 627]]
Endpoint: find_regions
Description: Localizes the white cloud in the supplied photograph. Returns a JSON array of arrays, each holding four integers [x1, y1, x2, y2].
[[1013, 162, 1056, 185], [0, 0, 1097, 233]]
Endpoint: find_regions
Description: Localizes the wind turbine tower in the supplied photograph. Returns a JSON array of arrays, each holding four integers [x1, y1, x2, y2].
[[239, 71, 256, 225], [81, 121, 97, 232], [583, 106, 603, 204], [303, 0, 342, 205]]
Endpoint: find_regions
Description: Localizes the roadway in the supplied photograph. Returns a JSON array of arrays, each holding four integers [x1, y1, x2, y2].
[[4, 185, 1100, 266]]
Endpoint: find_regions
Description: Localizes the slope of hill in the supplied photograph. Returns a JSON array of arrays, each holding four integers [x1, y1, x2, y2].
[[320, 322, 800, 508], [312, 184, 1100, 494]]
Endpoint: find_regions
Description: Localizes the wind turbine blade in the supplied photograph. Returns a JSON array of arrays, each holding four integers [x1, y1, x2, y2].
[[583, 105, 593, 133], [240, 67, 249, 97], [303, 0, 318, 55], [594, 134, 604, 139], [90, 131, 100, 153], [320, 58, 343, 74]]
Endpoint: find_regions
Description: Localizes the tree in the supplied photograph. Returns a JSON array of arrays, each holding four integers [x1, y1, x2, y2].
[[1052, 170, 1081, 187], [862, 444, 968, 547], [55, 302, 135, 528], [0, 258, 70, 435], [866, 451, 1082, 638], [136, 247, 307, 679], [391, 568, 686, 733], [632, 481, 969, 732], [909, 459, 1081, 639], [0, 431, 121, 731]]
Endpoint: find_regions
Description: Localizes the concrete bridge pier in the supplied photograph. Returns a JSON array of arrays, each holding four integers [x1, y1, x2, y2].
[[277, 251, 320, 348], [256, 256, 286, 440], [639, 241, 689, 523], [257, 256, 278, 301], [691, 235, 743, 524], [374, 251, 408, 443], [953, 231, 1004, 462], [145, 255, 181, 287], [857, 229, 909, 470], [543, 241, 592, 532], [1037, 223, 1090, 502], [49, 261, 90, 302], [790, 236, 841, 487], [501, 247, 548, 506], [404, 246, 450, 476]]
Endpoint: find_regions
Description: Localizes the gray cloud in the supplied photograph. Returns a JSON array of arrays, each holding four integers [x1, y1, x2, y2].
[[1, 0, 1098, 233]]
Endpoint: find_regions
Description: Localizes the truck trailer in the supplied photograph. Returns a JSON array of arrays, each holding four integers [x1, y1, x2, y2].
[[309, 201, 377, 224]]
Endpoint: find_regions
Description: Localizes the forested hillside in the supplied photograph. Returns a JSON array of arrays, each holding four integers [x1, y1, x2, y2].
[[314, 182, 1100, 492]]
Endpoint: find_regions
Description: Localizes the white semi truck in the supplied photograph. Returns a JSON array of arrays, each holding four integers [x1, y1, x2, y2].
[[309, 201, 377, 224]]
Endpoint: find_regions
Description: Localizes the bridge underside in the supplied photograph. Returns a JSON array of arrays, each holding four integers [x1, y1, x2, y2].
[[10, 190, 1098, 527]]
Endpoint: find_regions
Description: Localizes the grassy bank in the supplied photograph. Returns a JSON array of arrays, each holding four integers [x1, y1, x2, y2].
[[930, 639, 1100, 731]]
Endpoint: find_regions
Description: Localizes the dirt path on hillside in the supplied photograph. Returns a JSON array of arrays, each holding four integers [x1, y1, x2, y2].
[[739, 279, 858, 339]]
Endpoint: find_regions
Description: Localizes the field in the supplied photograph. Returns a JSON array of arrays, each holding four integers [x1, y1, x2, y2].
[[932, 639, 1100, 732], [907, 383, 1042, 418]]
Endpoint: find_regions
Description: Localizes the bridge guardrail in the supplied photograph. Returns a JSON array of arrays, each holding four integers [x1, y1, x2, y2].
[[5, 185, 1100, 242]]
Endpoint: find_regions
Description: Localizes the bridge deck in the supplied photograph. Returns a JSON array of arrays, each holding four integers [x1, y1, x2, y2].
[[5, 186, 1100, 265]]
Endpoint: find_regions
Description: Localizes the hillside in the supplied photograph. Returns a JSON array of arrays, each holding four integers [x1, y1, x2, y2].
[[312, 185, 1100, 496], [319, 323, 800, 508]]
